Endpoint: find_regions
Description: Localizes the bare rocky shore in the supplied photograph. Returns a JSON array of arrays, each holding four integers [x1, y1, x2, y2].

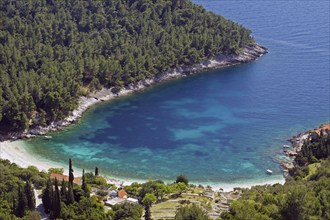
[[280, 132, 309, 176], [0, 44, 267, 140]]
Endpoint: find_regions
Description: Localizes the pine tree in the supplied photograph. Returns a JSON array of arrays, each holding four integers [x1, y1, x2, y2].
[[39, 109, 47, 126], [24, 180, 36, 210], [42, 178, 53, 214], [82, 169, 90, 197]]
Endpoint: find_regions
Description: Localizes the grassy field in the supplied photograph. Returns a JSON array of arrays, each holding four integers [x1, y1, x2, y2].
[[303, 162, 321, 180], [150, 187, 241, 220]]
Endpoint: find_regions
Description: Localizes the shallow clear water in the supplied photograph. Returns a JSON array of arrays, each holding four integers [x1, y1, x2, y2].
[[25, 1, 329, 185]]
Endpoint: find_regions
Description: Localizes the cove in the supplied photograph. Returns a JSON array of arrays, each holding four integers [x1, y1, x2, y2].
[[24, 0, 329, 186]]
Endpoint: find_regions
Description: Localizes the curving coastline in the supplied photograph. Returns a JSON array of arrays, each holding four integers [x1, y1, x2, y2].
[[0, 140, 285, 192], [0, 43, 267, 140], [0, 43, 271, 191]]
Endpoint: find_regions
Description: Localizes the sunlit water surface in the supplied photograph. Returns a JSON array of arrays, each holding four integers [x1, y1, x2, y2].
[[25, 1, 329, 185]]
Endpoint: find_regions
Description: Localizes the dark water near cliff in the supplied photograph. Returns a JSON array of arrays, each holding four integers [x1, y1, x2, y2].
[[26, 1, 329, 185]]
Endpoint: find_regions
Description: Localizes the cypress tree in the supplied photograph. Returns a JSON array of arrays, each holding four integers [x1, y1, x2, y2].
[[16, 186, 27, 217], [67, 181, 75, 205], [82, 169, 90, 197], [145, 206, 151, 220], [60, 178, 67, 203], [52, 178, 61, 219], [69, 158, 74, 187], [24, 180, 36, 210], [95, 166, 99, 176], [67, 158, 75, 205], [42, 178, 53, 214]]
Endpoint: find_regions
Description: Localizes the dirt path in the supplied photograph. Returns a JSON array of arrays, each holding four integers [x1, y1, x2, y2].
[[34, 188, 49, 220]]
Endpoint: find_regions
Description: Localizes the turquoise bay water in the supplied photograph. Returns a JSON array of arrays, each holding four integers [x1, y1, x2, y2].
[[25, 1, 329, 185]]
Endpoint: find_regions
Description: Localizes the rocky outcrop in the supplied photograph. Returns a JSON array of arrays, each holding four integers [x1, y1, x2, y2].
[[280, 131, 309, 176], [281, 124, 330, 177], [1, 44, 267, 140]]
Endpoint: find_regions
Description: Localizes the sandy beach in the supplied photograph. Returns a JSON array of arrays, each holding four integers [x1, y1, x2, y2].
[[0, 140, 69, 174], [202, 178, 286, 192], [0, 140, 140, 187], [0, 139, 285, 191]]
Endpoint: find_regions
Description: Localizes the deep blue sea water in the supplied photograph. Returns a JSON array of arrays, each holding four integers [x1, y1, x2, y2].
[[25, 1, 329, 186]]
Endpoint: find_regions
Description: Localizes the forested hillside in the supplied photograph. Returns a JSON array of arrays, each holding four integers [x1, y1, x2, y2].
[[0, 0, 254, 131]]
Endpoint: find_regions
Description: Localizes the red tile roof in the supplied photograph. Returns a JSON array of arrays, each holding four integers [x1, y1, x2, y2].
[[118, 189, 127, 198], [50, 173, 81, 185], [315, 124, 330, 135]]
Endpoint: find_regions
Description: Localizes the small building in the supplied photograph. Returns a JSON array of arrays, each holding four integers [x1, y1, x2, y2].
[[118, 189, 127, 199], [127, 198, 139, 204], [105, 198, 125, 207], [110, 190, 118, 198], [315, 124, 330, 136]]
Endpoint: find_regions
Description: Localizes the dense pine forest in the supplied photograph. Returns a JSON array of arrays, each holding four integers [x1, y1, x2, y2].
[[0, 0, 254, 131]]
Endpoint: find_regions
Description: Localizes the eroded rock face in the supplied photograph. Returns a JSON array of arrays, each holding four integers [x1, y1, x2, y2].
[[281, 161, 295, 177]]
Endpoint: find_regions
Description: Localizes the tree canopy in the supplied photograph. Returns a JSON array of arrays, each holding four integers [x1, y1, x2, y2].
[[0, 159, 47, 219], [0, 0, 254, 131], [175, 203, 210, 220]]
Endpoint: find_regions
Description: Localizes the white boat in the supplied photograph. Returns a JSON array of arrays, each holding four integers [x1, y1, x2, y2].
[[283, 145, 291, 148], [266, 169, 273, 174], [44, 136, 52, 139]]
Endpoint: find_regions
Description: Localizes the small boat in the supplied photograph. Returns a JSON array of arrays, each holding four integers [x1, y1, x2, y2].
[[266, 169, 273, 174], [44, 136, 52, 139], [283, 145, 291, 148]]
